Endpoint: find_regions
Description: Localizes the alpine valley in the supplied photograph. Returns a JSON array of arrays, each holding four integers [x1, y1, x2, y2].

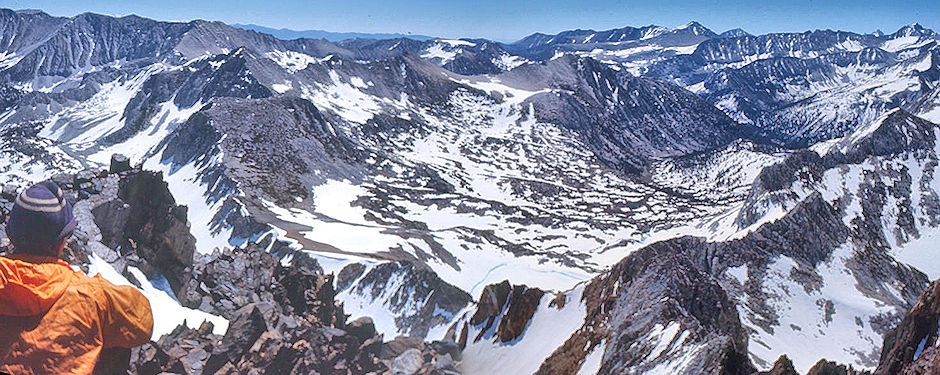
[[1, 8, 940, 374]]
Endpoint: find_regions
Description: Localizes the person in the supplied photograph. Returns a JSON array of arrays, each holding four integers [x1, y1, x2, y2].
[[0, 180, 153, 374]]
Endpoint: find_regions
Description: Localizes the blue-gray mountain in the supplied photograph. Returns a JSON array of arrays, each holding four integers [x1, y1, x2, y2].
[[232, 23, 436, 42]]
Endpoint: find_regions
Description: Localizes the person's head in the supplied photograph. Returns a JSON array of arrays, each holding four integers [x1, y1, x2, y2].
[[5, 180, 76, 257]]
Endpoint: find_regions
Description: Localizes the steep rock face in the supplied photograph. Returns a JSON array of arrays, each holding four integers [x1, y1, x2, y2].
[[875, 280, 940, 375], [467, 281, 545, 343], [738, 109, 940, 232], [698, 55, 858, 143], [92, 170, 196, 299], [757, 355, 800, 375], [890, 350, 940, 375], [0, 10, 70, 58], [719, 111, 940, 370], [699, 50, 896, 117], [735, 149, 826, 227], [467, 281, 512, 334], [915, 70, 940, 122]]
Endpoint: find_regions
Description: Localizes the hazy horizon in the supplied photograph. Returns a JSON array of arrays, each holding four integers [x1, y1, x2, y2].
[[6, 0, 939, 42]]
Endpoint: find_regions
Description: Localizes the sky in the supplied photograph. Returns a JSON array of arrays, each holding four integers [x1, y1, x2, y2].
[[4, 0, 939, 42]]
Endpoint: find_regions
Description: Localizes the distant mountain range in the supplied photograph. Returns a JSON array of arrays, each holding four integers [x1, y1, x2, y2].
[[232, 23, 435, 41]]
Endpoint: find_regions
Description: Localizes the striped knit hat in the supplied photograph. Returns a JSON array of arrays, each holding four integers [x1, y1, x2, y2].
[[5, 180, 76, 255]]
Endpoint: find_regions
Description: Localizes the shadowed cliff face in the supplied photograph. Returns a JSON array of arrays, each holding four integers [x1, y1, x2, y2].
[[0, 165, 197, 301], [467, 281, 544, 344], [92, 170, 196, 300], [875, 279, 940, 375]]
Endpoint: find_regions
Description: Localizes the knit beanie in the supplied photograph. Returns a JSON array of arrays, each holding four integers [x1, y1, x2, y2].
[[5, 180, 76, 255]]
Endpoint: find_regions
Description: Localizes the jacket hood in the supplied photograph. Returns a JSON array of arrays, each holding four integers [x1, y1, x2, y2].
[[0, 256, 74, 316]]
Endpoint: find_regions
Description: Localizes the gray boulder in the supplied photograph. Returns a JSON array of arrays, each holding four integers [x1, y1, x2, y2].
[[391, 348, 424, 375]]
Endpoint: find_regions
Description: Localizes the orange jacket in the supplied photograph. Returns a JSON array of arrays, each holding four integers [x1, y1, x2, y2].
[[0, 255, 154, 374]]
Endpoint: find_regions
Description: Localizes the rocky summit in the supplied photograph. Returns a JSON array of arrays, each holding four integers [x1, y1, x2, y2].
[[1, 6, 940, 375]]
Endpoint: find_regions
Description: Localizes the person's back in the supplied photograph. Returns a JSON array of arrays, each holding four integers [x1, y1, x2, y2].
[[0, 181, 153, 374]]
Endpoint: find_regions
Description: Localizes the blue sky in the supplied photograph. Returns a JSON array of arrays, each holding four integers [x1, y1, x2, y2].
[[5, 0, 939, 42]]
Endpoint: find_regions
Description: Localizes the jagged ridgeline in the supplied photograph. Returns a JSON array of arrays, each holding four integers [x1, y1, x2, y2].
[[0, 7, 939, 374]]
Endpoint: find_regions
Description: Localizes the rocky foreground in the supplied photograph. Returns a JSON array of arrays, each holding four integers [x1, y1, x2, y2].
[[0, 161, 459, 375], [125, 244, 461, 375]]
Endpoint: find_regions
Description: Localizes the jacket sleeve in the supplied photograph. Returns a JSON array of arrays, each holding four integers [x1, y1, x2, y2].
[[95, 275, 154, 348]]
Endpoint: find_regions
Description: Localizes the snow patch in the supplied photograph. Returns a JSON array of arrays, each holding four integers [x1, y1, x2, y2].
[[87, 253, 229, 341], [265, 50, 319, 73], [576, 340, 606, 375]]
